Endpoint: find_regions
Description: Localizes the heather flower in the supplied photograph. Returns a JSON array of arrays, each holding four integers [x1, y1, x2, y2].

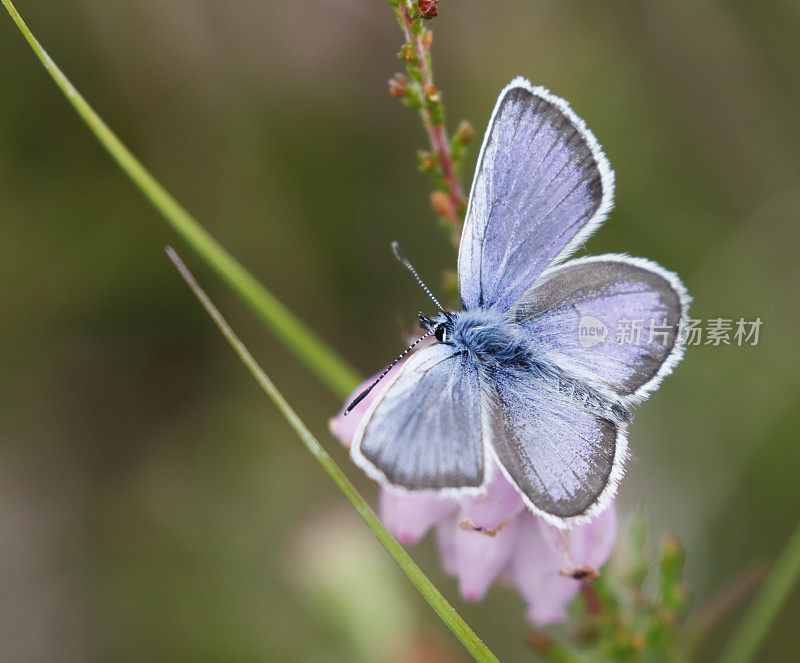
[[330, 364, 618, 625]]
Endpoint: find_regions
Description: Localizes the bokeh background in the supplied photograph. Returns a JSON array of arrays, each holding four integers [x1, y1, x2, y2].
[[2, 1, 799, 661]]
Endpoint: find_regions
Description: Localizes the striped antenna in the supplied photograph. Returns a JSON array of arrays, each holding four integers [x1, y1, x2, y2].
[[343, 329, 434, 415], [391, 242, 444, 313]]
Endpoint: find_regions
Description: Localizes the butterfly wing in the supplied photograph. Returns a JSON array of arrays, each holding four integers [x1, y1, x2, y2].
[[487, 369, 625, 526], [512, 254, 690, 401], [458, 77, 614, 313], [351, 343, 485, 491]]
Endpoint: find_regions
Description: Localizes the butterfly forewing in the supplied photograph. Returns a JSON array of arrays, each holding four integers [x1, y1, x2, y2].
[[458, 78, 613, 313], [513, 255, 689, 400], [352, 344, 485, 490]]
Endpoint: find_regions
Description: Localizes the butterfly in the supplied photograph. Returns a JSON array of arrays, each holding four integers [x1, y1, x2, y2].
[[346, 77, 690, 528]]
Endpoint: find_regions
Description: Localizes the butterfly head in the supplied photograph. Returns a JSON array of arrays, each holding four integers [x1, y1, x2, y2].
[[419, 311, 456, 345]]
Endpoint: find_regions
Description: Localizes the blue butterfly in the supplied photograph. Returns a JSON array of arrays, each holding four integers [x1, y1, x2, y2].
[[346, 77, 690, 528]]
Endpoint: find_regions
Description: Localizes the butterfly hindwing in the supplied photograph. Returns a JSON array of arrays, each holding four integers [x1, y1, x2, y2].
[[351, 343, 485, 491], [458, 77, 614, 313], [487, 368, 625, 523]]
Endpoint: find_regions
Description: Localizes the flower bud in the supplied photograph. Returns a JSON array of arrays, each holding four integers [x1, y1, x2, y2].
[[417, 150, 437, 172], [388, 73, 409, 98], [416, 0, 439, 19], [454, 120, 474, 145], [430, 190, 453, 218], [399, 43, 415, 64], [424, 83, 440, 103]]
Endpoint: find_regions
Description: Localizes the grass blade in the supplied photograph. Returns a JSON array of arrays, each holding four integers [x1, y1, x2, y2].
[[1, 0, 361, 398], [718, 520, 800, 663], [165, 246, 500, 663]]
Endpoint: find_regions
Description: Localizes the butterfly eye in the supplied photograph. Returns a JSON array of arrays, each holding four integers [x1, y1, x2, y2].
[[435, 324, 447, 342]]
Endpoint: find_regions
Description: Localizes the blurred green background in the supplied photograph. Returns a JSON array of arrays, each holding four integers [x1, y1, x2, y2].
[[1, 1, 799, 661]]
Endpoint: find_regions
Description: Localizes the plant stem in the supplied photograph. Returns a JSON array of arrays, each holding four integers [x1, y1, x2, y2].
[[1, 0, 361, 399], [165, 247, 500, 663], [394, 0, 466, 238], [717, 519, 800, 663]]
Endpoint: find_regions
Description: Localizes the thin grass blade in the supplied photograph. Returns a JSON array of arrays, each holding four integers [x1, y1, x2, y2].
[[165, 247, 500, 663], [1, 0, 360, 398], [718, 520, 800, 663]]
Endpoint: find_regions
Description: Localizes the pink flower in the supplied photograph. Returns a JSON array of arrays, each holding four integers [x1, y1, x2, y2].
[[330, 363, 618, 625]]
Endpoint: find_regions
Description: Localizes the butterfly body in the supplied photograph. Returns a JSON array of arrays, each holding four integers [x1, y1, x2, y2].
[[421, 307, 632, 422], [350, 78, 690, 527], [421, 308, 532, 366]]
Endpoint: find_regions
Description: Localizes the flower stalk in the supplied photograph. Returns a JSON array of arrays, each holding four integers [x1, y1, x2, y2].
[[388, 0, 470, 244]]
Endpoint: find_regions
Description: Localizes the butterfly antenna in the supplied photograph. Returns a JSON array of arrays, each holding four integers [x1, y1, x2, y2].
[[343, 329, 435, 415], [391, 242, 444, 313]]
